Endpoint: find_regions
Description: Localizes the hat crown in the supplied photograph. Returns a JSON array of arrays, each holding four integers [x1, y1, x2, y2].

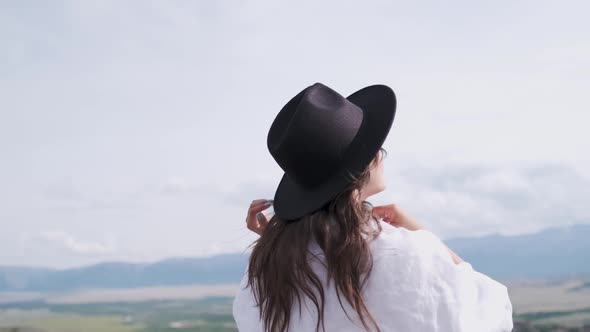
[[267, 83, 364, 188]]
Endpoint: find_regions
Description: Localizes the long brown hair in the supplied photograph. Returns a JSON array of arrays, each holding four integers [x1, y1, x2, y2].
[[247, 147, 388, 332]]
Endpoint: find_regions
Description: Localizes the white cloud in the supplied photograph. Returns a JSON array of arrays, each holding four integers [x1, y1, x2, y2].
[[37, 230, 116, 255], [382, 161, 590, 238]]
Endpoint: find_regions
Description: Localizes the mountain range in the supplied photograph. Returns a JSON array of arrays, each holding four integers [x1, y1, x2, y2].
[[1, 223, 588, 292]]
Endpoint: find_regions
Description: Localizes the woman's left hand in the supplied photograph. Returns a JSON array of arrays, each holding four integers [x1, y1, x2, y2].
[[372, 203, 423, 231]]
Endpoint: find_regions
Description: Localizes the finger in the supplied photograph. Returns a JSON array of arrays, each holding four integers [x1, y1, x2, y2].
[[373, 204, 394, 211], [252, 200, 273, 210], [256, 212, 269, 229], [373, 209, 395, 222], [249, 200, 273, 210], [247, 217, 264, 235], [374, 208, 394, 221], [372, 207, 385, 215], [246, 215, 258, 232], [248, 217, 263, 236], [372, 205, 394, 215], [250, 199, 270, 207], [248, 201, 273, 220], [247, 208, 269, 231]]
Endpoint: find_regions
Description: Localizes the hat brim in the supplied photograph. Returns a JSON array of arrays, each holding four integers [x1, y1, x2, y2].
[[273, 84, 397, 220]]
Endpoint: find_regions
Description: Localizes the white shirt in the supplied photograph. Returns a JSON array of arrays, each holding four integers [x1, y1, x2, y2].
[[233, 221, 513, 331]]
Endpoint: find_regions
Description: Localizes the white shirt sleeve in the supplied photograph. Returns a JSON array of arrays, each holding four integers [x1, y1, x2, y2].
[[403, 227, 514, 332]]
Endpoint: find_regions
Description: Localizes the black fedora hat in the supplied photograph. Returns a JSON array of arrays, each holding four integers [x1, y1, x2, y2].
[[267, 82, 397, 220]]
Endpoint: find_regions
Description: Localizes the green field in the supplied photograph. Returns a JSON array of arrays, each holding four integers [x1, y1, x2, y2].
[[1, 288, 590, 331], [0, 298, 237, 332]]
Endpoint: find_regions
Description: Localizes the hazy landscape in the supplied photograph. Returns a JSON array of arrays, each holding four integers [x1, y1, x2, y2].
[[1, 224, 589, 331], [4, 0, 589, 330], [2, 280, 590, 331]]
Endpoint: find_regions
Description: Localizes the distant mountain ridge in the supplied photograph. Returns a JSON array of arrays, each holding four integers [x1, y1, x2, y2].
[[446, 223, 590, 279], [1, 223, 589, 292], [0, 254, 248, 292]]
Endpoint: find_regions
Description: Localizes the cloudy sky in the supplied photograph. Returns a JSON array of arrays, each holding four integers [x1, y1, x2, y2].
[[1, 1, 588, 268]]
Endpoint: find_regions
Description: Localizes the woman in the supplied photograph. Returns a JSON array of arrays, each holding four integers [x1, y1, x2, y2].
[[233, 82, 513, 332]]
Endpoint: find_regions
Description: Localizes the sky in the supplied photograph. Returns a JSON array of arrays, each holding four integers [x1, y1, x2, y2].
[[1, 0, 589, 268]]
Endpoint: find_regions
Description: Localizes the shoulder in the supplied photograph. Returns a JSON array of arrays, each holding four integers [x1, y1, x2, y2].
[[368, 221, 453, 287], [370, 221, 506, 292], [369, 221, 513, 331]]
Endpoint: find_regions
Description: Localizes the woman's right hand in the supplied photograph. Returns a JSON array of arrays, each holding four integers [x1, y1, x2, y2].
[[245, 199, 273, 236], [372, 204, 424, 231]]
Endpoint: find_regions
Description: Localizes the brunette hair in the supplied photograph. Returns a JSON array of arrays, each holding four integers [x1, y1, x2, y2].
[[246, 147, 388, 332]]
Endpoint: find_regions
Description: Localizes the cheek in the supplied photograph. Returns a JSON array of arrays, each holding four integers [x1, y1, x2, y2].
[[369, 163, 385, 188], [378, 170, 386, 187], [376, 162, 386, 185]]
